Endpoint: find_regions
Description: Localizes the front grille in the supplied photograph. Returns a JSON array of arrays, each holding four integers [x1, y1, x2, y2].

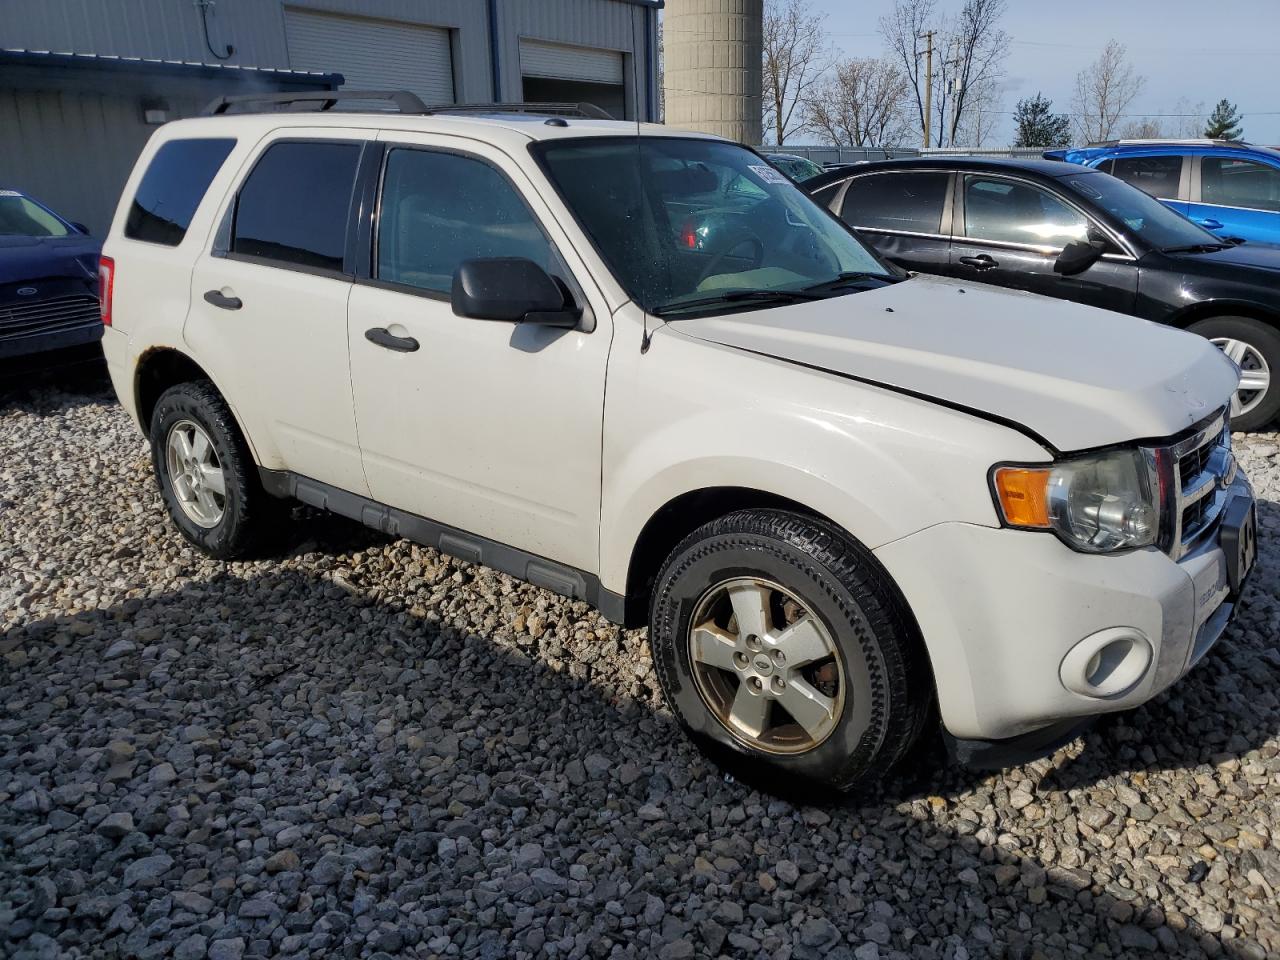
[[1159, 410, 1232, 559], [0, 295, 101, 342]]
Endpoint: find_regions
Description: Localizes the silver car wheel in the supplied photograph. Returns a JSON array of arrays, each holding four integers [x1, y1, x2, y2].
[[687, 576, 845, 756], [165, 419, 227, 529], [1213, 336, 1271, 419]]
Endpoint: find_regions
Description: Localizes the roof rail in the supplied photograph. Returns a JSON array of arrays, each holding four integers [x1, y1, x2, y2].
[[201, 90, 429, 116], [421, 101, 613, 120], [1088, 138, 1253, 149]]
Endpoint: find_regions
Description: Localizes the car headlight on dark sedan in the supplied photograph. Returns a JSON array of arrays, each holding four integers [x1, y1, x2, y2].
[[992, 449, 1160, 553]]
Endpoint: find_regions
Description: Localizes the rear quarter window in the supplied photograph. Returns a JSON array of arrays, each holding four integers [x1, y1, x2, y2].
[[125, 138, 236, 246]]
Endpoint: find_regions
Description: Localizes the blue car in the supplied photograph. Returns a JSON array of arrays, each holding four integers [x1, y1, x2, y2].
[[1045, 140, 1280, 245], [0, 188, 102, 362]]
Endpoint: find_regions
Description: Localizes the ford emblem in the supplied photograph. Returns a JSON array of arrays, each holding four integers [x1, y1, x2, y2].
[[16, 287, 37, 296]]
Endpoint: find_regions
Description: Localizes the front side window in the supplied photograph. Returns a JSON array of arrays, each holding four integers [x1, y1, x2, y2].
[[1201, 157, 1280, 212], [962, 176, 1087, 249], [126, 138, 236, 246], [376, 149, 552, 294], [535, 138, 892, 315], [231, 141, 361, 272], [841, 172, 949, 235], [0, 192, 70, 238], [1108, 155, 1182, 199]]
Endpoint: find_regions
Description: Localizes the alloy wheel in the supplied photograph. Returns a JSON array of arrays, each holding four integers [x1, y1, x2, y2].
[[165, 419, 227, 528], [1212, 336, 1271, 419]]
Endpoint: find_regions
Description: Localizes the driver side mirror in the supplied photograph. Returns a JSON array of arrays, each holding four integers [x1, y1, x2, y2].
[[451, 258, 581, 328], [1054, 238, 1107, 276]]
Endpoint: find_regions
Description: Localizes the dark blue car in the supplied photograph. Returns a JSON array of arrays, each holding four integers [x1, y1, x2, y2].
[[0, 188, 103, 362], [1046, 140, 1280, 245]]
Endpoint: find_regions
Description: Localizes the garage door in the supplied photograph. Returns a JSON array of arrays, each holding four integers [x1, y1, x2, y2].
[[519, 39, 624, 85], [284, 8, 454, 105]]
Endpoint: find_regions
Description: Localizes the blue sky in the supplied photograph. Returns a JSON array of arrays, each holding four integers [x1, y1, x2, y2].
[[806, 0, 1280, 146]]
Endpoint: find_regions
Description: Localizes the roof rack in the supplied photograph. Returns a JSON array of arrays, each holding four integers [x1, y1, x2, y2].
[[421, 101, 613, 120], [202, 90, 428, 116], [201, 91, 613, 120], [1088, 138, 1253, 149]]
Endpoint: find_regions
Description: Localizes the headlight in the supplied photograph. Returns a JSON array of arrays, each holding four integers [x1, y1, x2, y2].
[[992, 449, 1160, 553]]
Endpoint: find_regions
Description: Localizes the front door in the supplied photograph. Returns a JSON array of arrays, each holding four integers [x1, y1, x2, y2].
[[346, 134, 611, 571], [185, 132, 369, 494], [951, 174, 1138, 314]]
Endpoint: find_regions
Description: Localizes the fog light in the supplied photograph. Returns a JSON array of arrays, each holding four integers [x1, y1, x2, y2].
[[1060, 628, 1152, 698]]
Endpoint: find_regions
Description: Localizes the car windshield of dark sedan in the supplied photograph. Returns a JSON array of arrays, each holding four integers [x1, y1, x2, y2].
[[0, 192, 70, 238], [1061, 173, 1220, 251], [535, 138, 894, 316]]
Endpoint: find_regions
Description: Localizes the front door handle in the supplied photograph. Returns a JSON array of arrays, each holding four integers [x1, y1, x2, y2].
[[1195, 218, 1224, 231], [365, 327, 419, 353], [203, 289, 242, 310], [958, 254, 998, 271]]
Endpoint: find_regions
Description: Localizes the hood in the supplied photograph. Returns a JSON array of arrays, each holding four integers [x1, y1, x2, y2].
[[1167, 241, 1280, 275], [0, 233, 101, 286], [675, 274, 1238, 452]]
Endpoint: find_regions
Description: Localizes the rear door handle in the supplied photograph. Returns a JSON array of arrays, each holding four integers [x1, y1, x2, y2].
[[203, 289, 242, 310], [958, 254, 998, 271], [365, 327, 419, 353]]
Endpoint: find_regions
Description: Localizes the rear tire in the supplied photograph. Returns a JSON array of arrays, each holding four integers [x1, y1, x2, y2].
[[1188, 316, 1280, 431], [149, 380, 279, 560], [648, 509, 931, 793]]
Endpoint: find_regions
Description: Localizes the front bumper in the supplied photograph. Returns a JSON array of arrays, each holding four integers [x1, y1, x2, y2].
[[875, 473, 1253, 742]]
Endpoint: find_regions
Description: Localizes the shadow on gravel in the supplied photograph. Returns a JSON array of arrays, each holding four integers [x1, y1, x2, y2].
[[0, 347, 111, 416], [4, 533, 1277, 958]]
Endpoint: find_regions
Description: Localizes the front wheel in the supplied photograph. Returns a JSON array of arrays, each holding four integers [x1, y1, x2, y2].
[[1189, 316, 1280, 431], [648, 509, 931, 792]]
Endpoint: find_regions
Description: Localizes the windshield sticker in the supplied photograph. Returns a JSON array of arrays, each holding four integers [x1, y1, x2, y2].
[[0, 190, 21, 197], [748, 164, 791, 185]]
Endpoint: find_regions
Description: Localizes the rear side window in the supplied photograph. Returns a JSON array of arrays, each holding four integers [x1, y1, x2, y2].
[[125, 138, 236, 246], [840, 172, 949, 234], [231, 141, 361, 272], [1109, 155, 1182, 199]]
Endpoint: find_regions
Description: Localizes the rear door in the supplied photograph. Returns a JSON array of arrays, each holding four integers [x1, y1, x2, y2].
[[951, 173, 1138, 314], [833, 170, 952, 275], [1188, 153, 1280, 242], [1101, 153, 1190, 217], [185, 130, 370, 494]]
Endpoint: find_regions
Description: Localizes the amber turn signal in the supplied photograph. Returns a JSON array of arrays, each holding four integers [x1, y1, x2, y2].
[[993, 466, 1052, 528]]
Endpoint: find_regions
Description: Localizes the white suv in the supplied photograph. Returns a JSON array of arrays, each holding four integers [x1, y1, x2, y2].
[[100, 93, 1256, 790]]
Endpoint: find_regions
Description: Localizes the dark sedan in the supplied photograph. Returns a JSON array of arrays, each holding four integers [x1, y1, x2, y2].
[[1, 188, 102, 364], [808, 158, 1280, 430]]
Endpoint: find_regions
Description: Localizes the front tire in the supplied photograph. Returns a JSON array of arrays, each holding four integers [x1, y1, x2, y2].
[[149, 380, 277, 560], [1189, 316, 1280, 431], [648, 509, 931, 792]]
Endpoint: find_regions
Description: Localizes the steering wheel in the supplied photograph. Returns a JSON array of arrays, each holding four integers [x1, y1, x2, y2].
[[695, 231, 766, 287]]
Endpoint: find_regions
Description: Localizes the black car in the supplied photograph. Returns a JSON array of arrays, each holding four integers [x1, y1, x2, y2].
[[807, 157, 1280, 430], [0, 188, 102, 365]]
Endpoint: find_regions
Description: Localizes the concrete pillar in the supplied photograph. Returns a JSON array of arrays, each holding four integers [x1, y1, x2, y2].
[[662, 0, 763, 145]]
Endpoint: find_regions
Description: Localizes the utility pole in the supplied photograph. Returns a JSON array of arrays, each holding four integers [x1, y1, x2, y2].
[[918, 30, 935, 149]]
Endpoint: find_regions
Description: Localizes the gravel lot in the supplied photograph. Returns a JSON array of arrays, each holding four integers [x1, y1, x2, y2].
[[3, 373, 1279, 960]]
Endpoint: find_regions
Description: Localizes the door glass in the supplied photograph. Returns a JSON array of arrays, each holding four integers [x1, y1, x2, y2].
[[962, 177, 1088, 249], [231, 141, 361, 272], [1201, 157, 1280, 212], [376, 149, 553, 294], [841, 172, 949, 234], [1108, 155, 1182, 199], [126, 138, 236, 246]]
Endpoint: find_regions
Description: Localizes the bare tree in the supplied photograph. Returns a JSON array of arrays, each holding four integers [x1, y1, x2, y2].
[[1071, 40, 1145, 143], [1117, 117, 1164, 139], [762, 0, 830, 144], [804, 57, 913, 148], [880, 0, 1009, 148]]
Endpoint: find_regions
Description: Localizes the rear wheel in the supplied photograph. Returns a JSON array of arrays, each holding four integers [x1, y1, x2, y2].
[[1189, 316, 1280, 431], [648, 509, 931, 792]]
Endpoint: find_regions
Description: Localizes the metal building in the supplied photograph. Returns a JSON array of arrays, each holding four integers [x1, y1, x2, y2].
[[0, 0, 662, 235]]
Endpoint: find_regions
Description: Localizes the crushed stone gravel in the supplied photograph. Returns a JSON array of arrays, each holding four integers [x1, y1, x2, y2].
[[2, 377, 1279, 960]]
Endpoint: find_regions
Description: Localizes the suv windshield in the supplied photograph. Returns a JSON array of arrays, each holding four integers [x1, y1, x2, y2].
[[1060, 172, 1220, 251], [534, 138, 894, 315], [0, 191, 70, 238]]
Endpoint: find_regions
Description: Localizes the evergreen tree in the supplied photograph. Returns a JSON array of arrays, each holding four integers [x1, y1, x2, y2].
[[1204, 99, 1243, 140], [1012, 92, 1072, 148]]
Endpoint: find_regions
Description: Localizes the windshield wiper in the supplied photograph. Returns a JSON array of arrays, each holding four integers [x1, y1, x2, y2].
[[1161, 242, 1229, 254], [801, 271, 900, 293], [652, 288, 826, 317]]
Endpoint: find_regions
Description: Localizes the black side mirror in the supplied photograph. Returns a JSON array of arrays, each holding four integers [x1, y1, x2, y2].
[[1054, 238, 1107, 276], [451, 258, 581, 328]]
